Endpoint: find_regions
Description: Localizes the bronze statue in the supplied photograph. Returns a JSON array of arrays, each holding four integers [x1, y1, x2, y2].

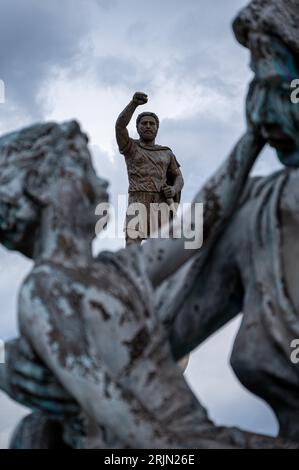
[[115, 92, 184, 245], [0, 0, 299, 449]]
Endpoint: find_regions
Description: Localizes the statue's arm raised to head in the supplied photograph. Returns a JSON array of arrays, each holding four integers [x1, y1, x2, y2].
[[115, 92, 148, 152]]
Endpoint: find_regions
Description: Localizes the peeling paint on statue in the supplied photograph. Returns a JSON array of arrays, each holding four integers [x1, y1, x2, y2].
[[0, 0, 299, 450], [0, 117, 286, 448]]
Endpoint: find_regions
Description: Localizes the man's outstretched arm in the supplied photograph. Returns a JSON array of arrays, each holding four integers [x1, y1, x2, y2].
[[115, 92, 147, 152]]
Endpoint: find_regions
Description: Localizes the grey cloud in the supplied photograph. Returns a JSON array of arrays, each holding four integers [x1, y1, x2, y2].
[[0, 0, 251, 119], [0, 0, 104, 119], [94, 0, 119, 11], [162, 0, 252, 93], [158, 112, 245, 201], [89, 0, 252, 105], [163, 51, 250, 99], [95, 56, 138, 87], [93, 56, 152, 91], [167, 0, 249, 48], [126, 20, 149, 45]]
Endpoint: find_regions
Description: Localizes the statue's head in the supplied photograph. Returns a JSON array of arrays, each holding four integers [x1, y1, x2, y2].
[[233, 0, 299, 167], [136, 112, 159, 142], [0, 120, 109, 258]]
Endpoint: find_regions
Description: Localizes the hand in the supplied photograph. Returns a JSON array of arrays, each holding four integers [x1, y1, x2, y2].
[[162, 185, 176, 199], [132, 92, 148, 106], [2, 338, 79, 418]]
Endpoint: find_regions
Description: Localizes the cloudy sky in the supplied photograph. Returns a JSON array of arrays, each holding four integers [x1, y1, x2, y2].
[[0, 0, 284, 448]]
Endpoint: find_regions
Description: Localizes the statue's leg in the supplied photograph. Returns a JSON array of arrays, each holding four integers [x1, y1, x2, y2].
[[9, 412, 68, 449]]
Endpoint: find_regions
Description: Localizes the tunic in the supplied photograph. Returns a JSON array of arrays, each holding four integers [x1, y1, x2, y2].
[[120, 139, 181, 239]]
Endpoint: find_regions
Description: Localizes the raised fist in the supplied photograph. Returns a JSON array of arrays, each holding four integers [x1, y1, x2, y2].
[[132, 92, 148, 106]]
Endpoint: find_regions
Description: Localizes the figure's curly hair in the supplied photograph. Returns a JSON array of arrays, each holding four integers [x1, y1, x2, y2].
[[0, 120, 91, 178], [233, 0, 299, 65]]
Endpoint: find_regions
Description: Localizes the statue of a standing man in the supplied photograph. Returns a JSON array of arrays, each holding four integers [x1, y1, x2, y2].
[[115, 92, 184, 245]]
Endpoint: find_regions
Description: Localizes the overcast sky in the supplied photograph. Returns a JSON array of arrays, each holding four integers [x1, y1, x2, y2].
[[0, 0, 284, 448]]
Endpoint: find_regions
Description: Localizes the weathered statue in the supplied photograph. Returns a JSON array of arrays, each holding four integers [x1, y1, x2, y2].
[[157, 0, 299, 442], [0, 0, 299, 449], [1, 116, 288, 448], [115, 92, 184, 245]]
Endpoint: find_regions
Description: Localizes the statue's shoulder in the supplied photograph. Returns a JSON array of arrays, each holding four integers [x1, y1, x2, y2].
[[136, 140, 173, 153], [155, 144, 173, 153], [20, 262, 60, 296]]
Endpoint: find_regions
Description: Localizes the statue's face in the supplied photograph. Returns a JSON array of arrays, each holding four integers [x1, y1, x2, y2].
[[137, 115, 158, 142], [246, 35, 299, 167]]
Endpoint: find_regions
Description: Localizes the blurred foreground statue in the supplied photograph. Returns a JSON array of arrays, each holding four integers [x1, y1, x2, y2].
[[158, 0, 299, 442], [0, 0, 298, 448]]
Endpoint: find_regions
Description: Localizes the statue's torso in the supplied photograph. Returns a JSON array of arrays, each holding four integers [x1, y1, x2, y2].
[[19, 248, 205, 448], [18, 250, 156, 448], [229, 171, 299, 440], [122, 139, 179, 193]]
